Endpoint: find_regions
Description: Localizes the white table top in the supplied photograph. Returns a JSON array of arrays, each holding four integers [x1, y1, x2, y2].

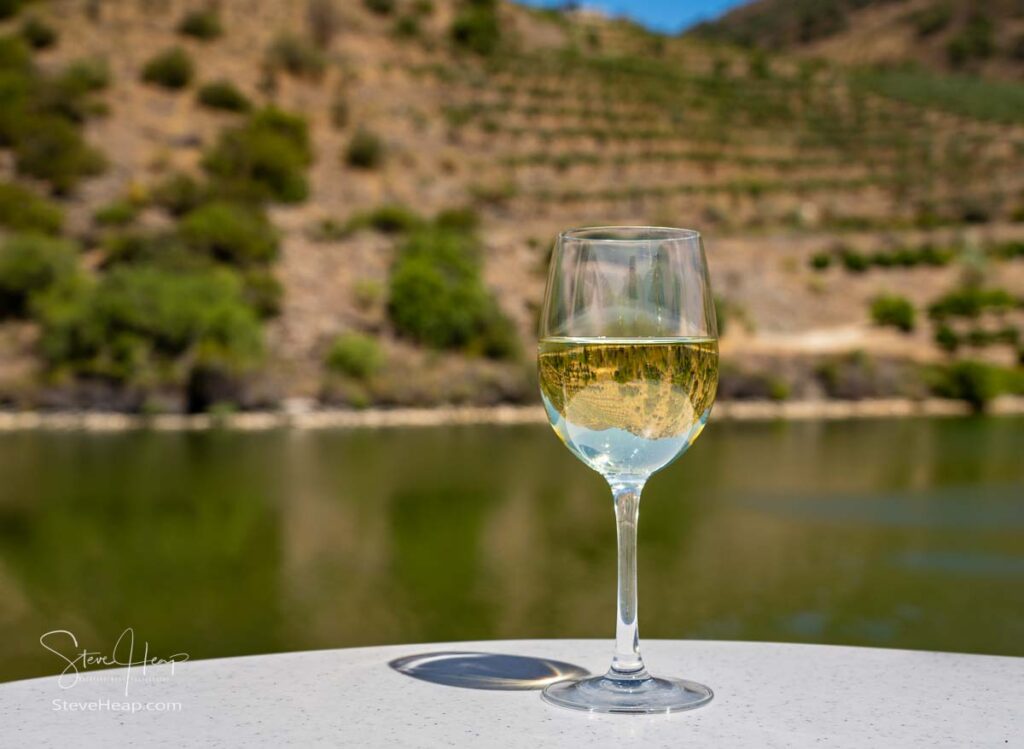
[[2, 639, 1020, 748]]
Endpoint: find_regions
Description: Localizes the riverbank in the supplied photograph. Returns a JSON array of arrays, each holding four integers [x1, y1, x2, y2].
[[1, 397, 1023, 432]]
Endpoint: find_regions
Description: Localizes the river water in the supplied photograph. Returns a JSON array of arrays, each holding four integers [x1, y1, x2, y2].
[[0, 416, 1021, 682]]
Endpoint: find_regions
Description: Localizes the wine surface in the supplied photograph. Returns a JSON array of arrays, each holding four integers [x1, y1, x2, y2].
[[538, 337, 718, 479]]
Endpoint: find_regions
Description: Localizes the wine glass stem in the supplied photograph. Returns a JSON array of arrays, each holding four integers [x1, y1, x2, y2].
[[608, 480, 649, 681]]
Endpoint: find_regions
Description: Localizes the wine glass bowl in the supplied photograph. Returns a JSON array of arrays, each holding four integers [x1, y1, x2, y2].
[[537, 226, 718, 714]]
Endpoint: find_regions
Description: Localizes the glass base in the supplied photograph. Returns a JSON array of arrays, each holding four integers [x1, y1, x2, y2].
[[542, 673, 713, 714]]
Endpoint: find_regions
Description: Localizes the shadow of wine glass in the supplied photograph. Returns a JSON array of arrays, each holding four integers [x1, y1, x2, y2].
[[388, 651, 590, 691]]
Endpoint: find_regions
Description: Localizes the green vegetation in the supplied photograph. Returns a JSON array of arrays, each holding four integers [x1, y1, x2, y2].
[[177, 9, 223, 40], [451, 0, 501, 55], [347, 203, 423, 234], [0, 0, 27, 20], [178, 202, 278, 266], [345, 127, 384, 169], [141, 47, 195, 90], [240, 268, 283, 319], [809, 252, 832, 270], [93, 199, 139, 227], [38, 57, 112, 123], [907, 2, 951, 38], [266, 34, 326, 79], [326, 333, 384, 380], [434, 206, 480, 233], [364, 0, 395, 15], [388, 226, 518, 358], [20, 16, 57, 49], [151, 172, 207, 217], [840, 247, 869, 273], [927, 287, 1019, 320], [693, 0, 854, 48], [934, 324, 959, 353], [0, 41, 108, 192], [946, 12, 994, 68], [197, 80, 251, 112], [14, 116, 106, 193], [927, 360, 1024, 412], [0, 234, 76, 317], [203, 107, 312, 203], [394, 15, 420, 38], [0, 182, 63, 234], [870, 294, 915, 333], [35, 265, 264, 384], [854, 68, 1024, 125], [812, 243, 955, 273]]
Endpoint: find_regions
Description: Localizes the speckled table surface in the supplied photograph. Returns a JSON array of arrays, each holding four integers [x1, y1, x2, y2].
[[2, 639, 1020, 748]]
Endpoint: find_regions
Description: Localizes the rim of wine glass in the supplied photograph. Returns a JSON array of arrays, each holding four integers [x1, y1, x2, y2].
[[559, 226, 701, 242]]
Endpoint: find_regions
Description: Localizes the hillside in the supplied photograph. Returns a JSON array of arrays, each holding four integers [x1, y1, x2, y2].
[[0, 0, 1021, 413], [694, 0, 1024, 79]]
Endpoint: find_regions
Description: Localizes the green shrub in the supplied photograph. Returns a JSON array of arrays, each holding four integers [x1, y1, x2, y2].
[[151, 172, 207, 216], [364, 0, 395, 15], [394, 16, 420, 37], [0, 182, 63, 234], [348, 203, 423, 234], [947, 13, 995, 68], [388, 227, 518, 358], [0, 233, 77, 317], [20, 16, 57, 49], [907, 2, 951, 38], [202, 107, 312, 203], [0, 0, 26, 20], [178, 201, 278, 266], [928, 360, 997, 412], [326, 332, 384, 380], [35, 265, 263, 380], [14, 115, 106, 192], [93, 199, 139, 227], [0, 34, 30, 73], [35, 58, 111, 123], [266, 34, 325, 79], [435, 206, 480, 233], [177, 9, 223, 40], [241, 268, 282, 318], [345, 127, 384, 168], [141, 47, 194, 90], [451, 0, 500, 55], [59, 57, 111, 92], [840, 248, 869, 273], [197, 80, 251, 112], [101, 231, 200, 270], [809, 252, 832, 270], [934, 324, 959, 353], [870, 294, 915, 332], [928, 287, 1017, 320]]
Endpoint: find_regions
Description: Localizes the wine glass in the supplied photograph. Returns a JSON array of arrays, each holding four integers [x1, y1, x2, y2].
[[537, 226, 718, 713]]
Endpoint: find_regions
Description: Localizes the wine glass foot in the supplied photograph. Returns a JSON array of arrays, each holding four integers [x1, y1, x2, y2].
[[541, 673, 713, 714]]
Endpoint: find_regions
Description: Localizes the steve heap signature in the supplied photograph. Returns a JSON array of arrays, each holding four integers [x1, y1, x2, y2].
[[39, 628, 189, 695]]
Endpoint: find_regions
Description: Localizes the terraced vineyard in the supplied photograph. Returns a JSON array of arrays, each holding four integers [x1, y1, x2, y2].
[[0, 0, 1021, 411]]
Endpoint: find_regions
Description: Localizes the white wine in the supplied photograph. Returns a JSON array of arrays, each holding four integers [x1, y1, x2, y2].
[[538, 337, 718, 479]]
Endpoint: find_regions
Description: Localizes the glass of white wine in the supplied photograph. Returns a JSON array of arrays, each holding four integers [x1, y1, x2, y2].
[[537, 226, 718, 714]]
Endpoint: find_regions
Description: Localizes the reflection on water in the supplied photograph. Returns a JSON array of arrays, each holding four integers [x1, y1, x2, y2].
[[0, 417, 1021, 682], [389, 652, 589, 690]]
